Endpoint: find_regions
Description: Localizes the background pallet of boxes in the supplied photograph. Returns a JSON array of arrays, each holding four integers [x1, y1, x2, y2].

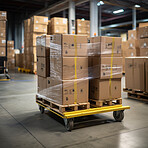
[[24, 16, 48, 73], [47, 17, 68, 35], [7, 41, 15, 70], [76, 19, 90, 37], [0, 11, 6, 57], [37, 34, 90, 112], [139, 23, 148, 56], [88, 36, 123, 106]]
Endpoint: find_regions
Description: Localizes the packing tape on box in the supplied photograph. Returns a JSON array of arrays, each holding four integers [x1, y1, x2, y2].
[[74, 35, 78, 104], [109, 37, 115, 99]]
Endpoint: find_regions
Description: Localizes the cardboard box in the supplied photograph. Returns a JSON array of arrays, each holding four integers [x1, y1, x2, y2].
[[15, 54, 24, 67], [90, 56, 122, 79], [139, 26, 148, 38], [0, 47, 6, 56], [7, 47, 15, 58], [77, 26, 90, 34], [37, 35, 50, 57], [125, 57, 147, 91], [76, 19, 90, 28], [134, 58, 145, 91], [88, 36, 122, 56], [7, 41, 14, 47], [89, 78, 121, 101], [51, 17, 68, 26], [7, 58, 15, 70], [31, 16, 48, 25], [50, 57, 88, 80], [0, 37, 6, 46], [30, 24, 47, 33], [30, 33, 43, 46], [0, 29, 6, 38], [146, 59, 148, 92], [45, 78, 88, 105], [124, 48, 137, 57], [0, 11, 7, 21], [139, 38, 148, 49], [128, 39, 139, 49], [24, 19, 30, 33], [139, 22, 148, 28], [51, 25, 68, 34], [140, 48, 148, 56], [37, 57, 50, 77], [38, 76, 47, 92], [50, 34, 88, 57], [125, 57, 134, 89], [128, 30, 138, 40]]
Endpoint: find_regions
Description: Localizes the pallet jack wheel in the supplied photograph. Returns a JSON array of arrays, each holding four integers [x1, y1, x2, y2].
[[113, 110, 124, 122], [39, 105, 44, 114], [64, 118, 74, 131]]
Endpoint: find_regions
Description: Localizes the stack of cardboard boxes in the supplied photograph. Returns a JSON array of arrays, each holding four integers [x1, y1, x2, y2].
[[37, 34, 89, 105], [49, 17, 68, 35], [24, 16, 48, 72], [0, 11, 6, 57], [139, 23, 148, 56], [88, 36, 123, 101], [76, 19, 90, 37], [7, 41, 15, 69], [125, 57, 148, 93]]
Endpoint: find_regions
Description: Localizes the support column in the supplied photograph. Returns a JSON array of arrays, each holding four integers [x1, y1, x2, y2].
[[90, 0, 98, 37], [21, 21, 24, 52], [132, 8, 136, 30], [45, 2, 50, 19], [63, 10, 66, 18], [98, 5, 101, 36], [69, 0, 75, 34]]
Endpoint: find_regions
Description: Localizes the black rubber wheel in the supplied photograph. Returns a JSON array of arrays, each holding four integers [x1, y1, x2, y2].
[[39, 105, 44, 114], [113, 110, 124, 122], [65, 118, 74, 131]]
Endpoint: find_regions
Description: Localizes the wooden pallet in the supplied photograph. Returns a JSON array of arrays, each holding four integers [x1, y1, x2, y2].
[[123, 88, 148, 102], [89, 98, 122, 107], [18, 68, 36, 74], [36, 96, 90, 113]]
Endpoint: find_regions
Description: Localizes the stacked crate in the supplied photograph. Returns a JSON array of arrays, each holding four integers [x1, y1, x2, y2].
[[24, 16, 48, 72], [37, 34, 89, 106], [37, 35, 50, 93], [7, 41, 15, 69], [76, 19, 90, 37], [0, 11, 6, 57], [24, 19, 30, 69], [50, 17, 68, 35], [127, 29, 140, 56], [139, 23, 148, 56], [88, 36, 122, 104]]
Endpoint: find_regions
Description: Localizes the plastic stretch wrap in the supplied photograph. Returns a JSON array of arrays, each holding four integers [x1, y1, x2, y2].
[[37, 34, 123, 105]]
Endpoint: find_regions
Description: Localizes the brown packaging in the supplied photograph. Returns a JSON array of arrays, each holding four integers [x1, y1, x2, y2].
[[0, 11, 7, 21], [38, 76, 47, 92], [89, 78, 121, 101], [30, 24, 47, 33], [31, 16, 48, 25], [37, 57, 50, 77], [0, 47, 6, 56], [88, 36, 122, 56], [50, 34, 88, 57], [139, 26, 148, 38], [128, 30, 138, 40], [89, 56, 122, 79], [0, 37, 6, 46], [50, 57, 88, 80], [7, 41, 14, 47], [45, 78, 88, 105]]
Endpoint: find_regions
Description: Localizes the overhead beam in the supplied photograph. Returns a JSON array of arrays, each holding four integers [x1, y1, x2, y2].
[[101, 19, 148, 30]]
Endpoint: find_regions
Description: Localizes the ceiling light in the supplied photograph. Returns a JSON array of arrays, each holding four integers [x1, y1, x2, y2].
[[97, 1, 104, 6], [135, 5, 141, 8], [113, 9, 124, 14]]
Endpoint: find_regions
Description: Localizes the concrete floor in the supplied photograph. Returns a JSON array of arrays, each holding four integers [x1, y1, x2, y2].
[[0, 72, 148, 148]]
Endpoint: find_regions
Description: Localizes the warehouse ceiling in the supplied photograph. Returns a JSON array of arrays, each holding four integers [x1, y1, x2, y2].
[[0, 0, 148, 34]]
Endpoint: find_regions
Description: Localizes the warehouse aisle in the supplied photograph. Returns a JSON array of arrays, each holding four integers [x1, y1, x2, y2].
[[0, 73, 148, 148]]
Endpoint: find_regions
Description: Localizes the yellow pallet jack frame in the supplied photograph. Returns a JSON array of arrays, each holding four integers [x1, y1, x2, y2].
[[18, 68, 31, 73], [37, 101, 130, 131]]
